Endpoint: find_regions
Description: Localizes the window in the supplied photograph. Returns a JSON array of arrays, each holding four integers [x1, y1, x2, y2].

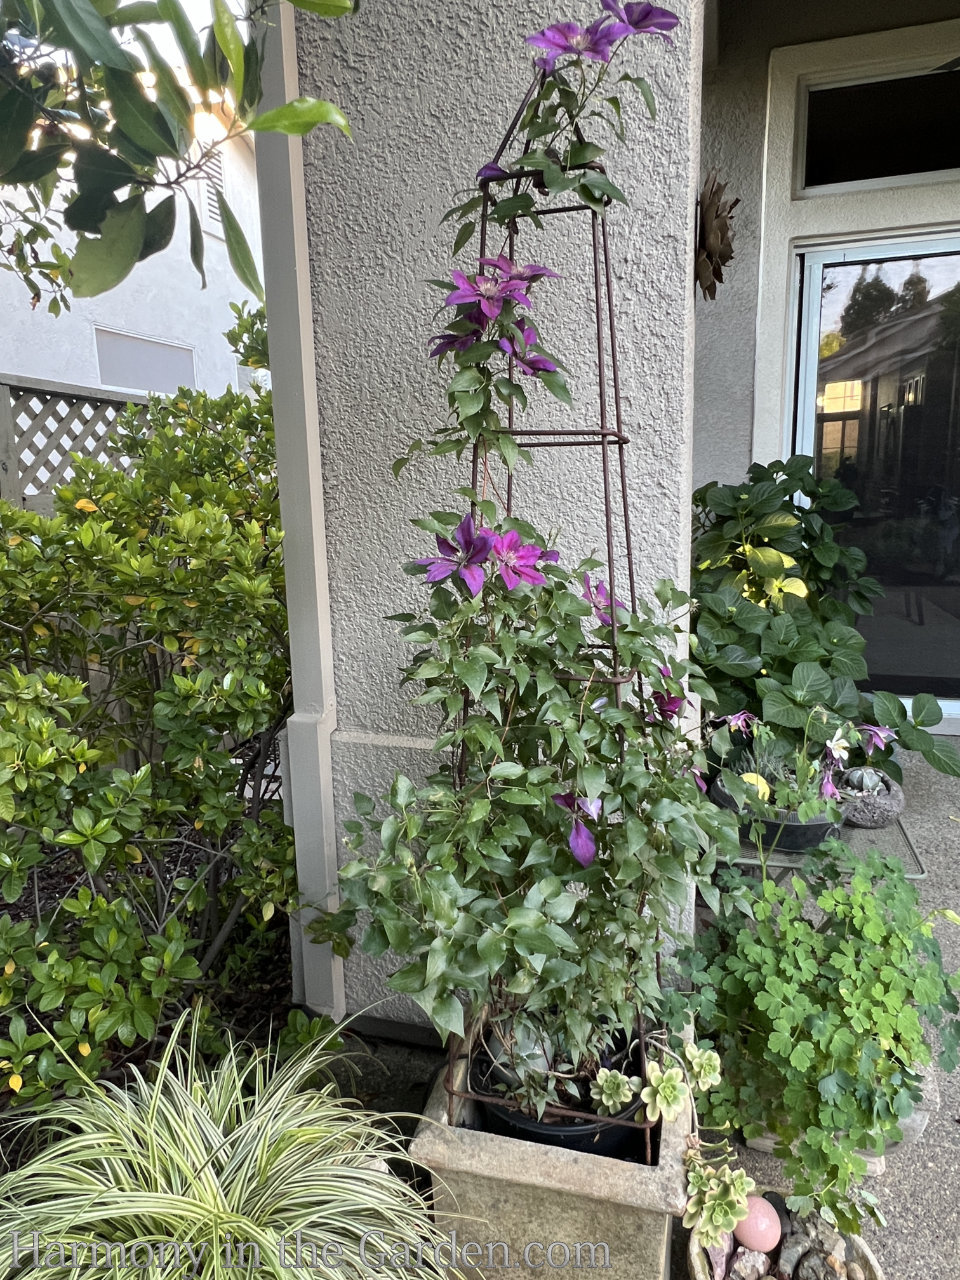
[[95, 329, 196, 394], [804, 70, 960, 190]]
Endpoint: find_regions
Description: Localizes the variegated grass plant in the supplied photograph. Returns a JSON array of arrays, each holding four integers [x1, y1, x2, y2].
[[0, 1015, 460, 1280]]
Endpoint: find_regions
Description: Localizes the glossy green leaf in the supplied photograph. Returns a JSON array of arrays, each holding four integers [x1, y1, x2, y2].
[[247, 96, 351, 138], [212, 0, 245, 105], [213, 188, 263, 301], [286, 0, 353, 12], [43, 0, 135, 70], [70, 194, 146, 296], [911, 692, 943, 729], [102, 67, 180, 158], [181, 193, 207, 288], [109, 1, 162, 22], [157, 0, 209, 93], [0, 90, 38, 176], [138, 193, 176, 260], [136, 28, 194, 132]]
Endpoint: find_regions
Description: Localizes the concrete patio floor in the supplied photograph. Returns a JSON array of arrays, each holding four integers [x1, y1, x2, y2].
[[342, 741, 960, 1279]]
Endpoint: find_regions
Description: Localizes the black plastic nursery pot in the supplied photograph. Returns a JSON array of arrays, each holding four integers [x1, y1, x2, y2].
[[709, 775, 844, 854]]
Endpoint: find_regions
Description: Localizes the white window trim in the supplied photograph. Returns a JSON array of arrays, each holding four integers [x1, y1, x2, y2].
[[94, 323, 197, 395], [753, 19, 960, 734]]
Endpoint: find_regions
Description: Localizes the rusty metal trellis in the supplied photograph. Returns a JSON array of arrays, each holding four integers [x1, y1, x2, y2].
[[469, 73, 639, 705]]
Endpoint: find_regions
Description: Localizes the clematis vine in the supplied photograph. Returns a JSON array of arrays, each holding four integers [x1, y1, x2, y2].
[[858, 723, 896, 757], [526, 17, 619, 72], [553, 792, 602, 867], [429, 305, 487, 359], [648, 689, 685, 722], [600, 0, 680, 41], [477, 161, 510, 182], [491, 530, 547, 589], [582, 573, 627, 626], [479, 256, 562, 285], [499, 324, 558, 376], [416, 514, 493, 598], [445, 269, 532, 323]]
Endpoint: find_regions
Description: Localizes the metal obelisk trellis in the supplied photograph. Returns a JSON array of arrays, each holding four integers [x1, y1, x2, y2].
[[472, 72, 638, 708]]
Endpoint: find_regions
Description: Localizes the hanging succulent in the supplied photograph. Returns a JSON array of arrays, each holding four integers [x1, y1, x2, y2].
[[695, 170, 739, 300]]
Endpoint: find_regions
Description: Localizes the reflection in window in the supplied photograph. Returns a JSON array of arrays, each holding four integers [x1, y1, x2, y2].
[[812, 250, 960, 698]]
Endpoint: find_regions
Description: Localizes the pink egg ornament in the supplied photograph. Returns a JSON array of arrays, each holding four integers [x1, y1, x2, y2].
[[733, 1195, 782, 1253]]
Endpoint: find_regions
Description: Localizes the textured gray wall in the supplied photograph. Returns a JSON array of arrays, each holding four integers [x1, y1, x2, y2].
[[295, 0, 705, 1019], [693, 0, 960, 489]]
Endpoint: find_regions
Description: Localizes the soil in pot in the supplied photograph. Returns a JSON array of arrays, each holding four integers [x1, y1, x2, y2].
[[710, 776, 844, 853], [841, 771, 905, 830]]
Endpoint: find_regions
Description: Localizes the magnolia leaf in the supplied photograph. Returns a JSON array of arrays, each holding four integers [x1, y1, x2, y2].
[[212, 0, 245, 105], [186, 194, 206, 288], [102, 67, 180, 159], [44, 0, 136, 70], [157, 0, 210, 93], [138, 193, 176, 260], [214, 189, 264, 301], [247, 96, 351, 138], [70, 195, 146, 296]]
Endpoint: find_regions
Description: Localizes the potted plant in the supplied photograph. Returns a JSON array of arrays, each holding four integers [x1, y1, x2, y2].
[[309, 4, 758, 1275], [670, 845, 960, 1237], [706, 711, 861, 855], [840, 764, 905, 829]]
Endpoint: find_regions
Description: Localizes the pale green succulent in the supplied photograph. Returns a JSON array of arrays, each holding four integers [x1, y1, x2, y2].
[[684, 1042, 723, 1093], [683, 1157, 755, 1249], [589, 1066, 642, 1116], [639, 1061, 689, 1124]]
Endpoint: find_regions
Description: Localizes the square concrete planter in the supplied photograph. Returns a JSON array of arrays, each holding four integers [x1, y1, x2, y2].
[[409, 1060, 690, 1279]]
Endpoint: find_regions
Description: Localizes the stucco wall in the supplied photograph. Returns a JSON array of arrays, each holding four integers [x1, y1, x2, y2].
[[294, 0, 706, 1018], [0, 134, 262, 396], [693, 0, 960, 489]]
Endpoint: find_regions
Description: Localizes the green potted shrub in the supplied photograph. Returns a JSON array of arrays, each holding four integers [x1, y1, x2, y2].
[[672, 846, 960, 1236]]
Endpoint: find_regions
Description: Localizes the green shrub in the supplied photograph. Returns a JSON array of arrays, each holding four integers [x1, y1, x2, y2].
[[0, 1014, 458, 1280], [0, 327, 303, 1105], [691, 456, 960, 778]]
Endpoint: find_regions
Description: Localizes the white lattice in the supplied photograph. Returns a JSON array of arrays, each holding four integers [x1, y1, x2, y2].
[[12, 389, 131, 496]]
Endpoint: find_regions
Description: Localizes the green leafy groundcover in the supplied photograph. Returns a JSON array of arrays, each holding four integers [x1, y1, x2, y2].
[[0, 320, 308, 1105]]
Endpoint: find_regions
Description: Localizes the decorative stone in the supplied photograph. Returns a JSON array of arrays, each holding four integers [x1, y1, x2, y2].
[[776, 1235, 812, 1280], [734, 1195, 782, 1252], [729, 1246, 771, 1280], [846, 1265, 865, 1280], [763, 1190, 792, 1240], [825, 1255, 848, 1277], [797, 1251, 843, 1280], [705, 1233, 734, 1280]]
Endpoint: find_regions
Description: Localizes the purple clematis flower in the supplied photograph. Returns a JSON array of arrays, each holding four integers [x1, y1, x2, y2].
[[583, 573, 627, 626], [499, 324, 558, 377], [726, 710, 758, 735], [647, 689, 686, 722], [540, 548, 560, 564], [445, 270, 531, 323], [429, 305, 487, 360], [858, 723, 896, 756], [553, 792, 602, 868], [491, 530, 547, 589], [477, 161, 510, 182], [526, 17, 619, 73], [416, 514, 493, 598], [600, 0, 680, 42], [479, 255, 562, 285]]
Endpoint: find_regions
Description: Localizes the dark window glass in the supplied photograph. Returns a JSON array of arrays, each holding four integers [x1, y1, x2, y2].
[[805, 72, 960, 188]]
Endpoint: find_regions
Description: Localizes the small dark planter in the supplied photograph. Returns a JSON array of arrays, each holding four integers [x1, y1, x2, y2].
[[709, 775, 844, 853]]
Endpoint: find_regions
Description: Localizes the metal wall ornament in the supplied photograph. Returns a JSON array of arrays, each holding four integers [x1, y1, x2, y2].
[[695, 170, 739, 300]]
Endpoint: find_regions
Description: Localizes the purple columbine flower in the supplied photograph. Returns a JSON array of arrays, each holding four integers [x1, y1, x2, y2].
[[479, 255, 562, 285], [526, 17, 619, 73], [553, 792, 602, 868], [583, 573, 627, 626], [821, 770, 841, 802], [726, 710, 758, 735], [647, 690, 686, 722], [491, 530, 547, 589], [858, 723, 896, 757], [477, 161, 510, 182], [600, 0, 680, 42], [445, 270, 532, 323], [498, 324, 558, 377], [416, 514, 493, 598]]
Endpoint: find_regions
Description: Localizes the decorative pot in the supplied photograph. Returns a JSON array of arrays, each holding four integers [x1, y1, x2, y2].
[[410, 1051, 690, 1280], [840, 771, 905, 829], [709, 776, 844, 853]]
